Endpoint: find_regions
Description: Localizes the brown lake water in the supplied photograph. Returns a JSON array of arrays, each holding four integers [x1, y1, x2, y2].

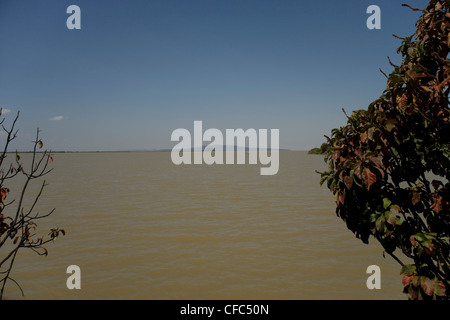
[[3, 151, 405, 299]]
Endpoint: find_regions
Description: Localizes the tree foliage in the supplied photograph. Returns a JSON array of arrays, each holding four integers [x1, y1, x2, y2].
[[320, 1, 450, 300], [0, 110, 64, 299], [308, 143, 330, 155]]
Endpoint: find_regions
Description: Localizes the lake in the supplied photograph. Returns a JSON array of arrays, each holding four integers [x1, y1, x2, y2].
[[3, 151, 405, 299]]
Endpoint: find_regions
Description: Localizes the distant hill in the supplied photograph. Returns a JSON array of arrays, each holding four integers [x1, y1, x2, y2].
[[170, 145, 290, 152]]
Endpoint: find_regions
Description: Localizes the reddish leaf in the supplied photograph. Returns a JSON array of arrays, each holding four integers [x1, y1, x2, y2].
[[362, 167, 377, 190], [369, 156, 384, 168], [421, 277, 434, 296], [424, 243, 435, 255], [408, 286, 418, 300], [432, 180, 443, 190], [0, 188, 9, 202], [344, 175, 353, 190], [412, 191, 421, 206], [373, 166, 385, 180], [361, 131, 368, 143], [338, 170, 345, 182], [402, 275, 412, 286], [332, 150, 341, 162], [431, 196, 443, 213], [338, 193, 345, 205], [353, 164, 362, 179]]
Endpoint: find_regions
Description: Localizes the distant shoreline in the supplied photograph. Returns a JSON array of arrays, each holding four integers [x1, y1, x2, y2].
[[8, 149, 297, 154]]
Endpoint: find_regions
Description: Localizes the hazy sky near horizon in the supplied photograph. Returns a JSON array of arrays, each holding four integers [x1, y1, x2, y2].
[[0, 0, 425, 151]]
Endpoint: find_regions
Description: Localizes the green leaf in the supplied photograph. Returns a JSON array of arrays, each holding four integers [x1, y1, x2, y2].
[[376, 215, 385, 232], [319, 173, 328, 186], [400, 264, 416, 276], [395, 216, 404, 226], [385, 119, 397, 132], [383, 198, 392, 209], [412, 233, 427, 243], [417, 246, 424, 257], [434, 281, 446, 297], [367, 127, 376, 141], [38, 140, 43, 149], [386, 209, 400, 225]]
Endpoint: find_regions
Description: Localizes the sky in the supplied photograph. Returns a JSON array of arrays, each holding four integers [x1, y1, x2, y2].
[[0, 0, 426, 151]]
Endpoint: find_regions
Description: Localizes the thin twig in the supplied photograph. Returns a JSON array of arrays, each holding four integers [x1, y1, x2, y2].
[[401, 4, 421, 11]]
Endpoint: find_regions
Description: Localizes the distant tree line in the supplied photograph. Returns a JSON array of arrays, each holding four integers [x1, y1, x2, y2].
[[308, 143, 330, 155]]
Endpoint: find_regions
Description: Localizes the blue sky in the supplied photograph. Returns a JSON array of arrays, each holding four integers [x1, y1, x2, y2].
[[0, 0, 425, 151]]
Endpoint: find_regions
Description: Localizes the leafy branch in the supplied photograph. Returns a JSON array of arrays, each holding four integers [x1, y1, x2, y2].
[[319, 0, 450, 300]]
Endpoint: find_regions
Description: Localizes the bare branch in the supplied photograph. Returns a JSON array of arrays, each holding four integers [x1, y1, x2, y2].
[[379, 68, 388, 79], [0, 111, 63, 299], [401, 3, 421, 11], [387, 56, 400, 68]]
